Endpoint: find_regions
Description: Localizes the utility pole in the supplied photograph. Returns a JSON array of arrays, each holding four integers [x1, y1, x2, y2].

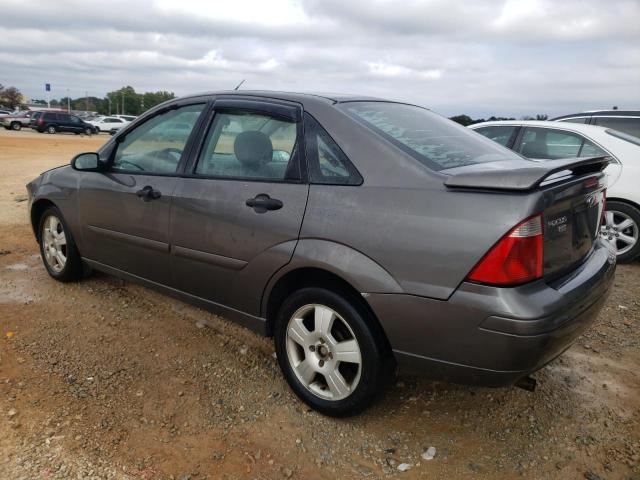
[[85, 91, 89, 112], [107, 96, 111, 116], [121, 91, 125, 115], [66, 88, 70, 113]]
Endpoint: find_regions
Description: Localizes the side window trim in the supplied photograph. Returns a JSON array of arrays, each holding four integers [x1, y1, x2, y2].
[[304, 112, 363, 186], [107, 101, 208, 176], [184, 99, 307, 184]]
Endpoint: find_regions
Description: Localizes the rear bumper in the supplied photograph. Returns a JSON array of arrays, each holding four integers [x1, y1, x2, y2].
[[366, 238, 616, 386]]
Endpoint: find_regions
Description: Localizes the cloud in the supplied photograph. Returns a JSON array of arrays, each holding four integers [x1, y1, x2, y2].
[[0, 0, 638, 117]]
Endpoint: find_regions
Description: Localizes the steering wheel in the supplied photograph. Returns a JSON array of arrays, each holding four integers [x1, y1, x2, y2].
[[153, 147, 183, 161], [115, 159, 145, 171]]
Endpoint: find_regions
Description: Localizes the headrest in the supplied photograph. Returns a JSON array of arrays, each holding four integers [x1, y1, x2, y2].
[[234, 131, 273, 168]]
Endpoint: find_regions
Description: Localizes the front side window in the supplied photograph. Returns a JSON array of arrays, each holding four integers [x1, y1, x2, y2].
[[593, 117, 640, 138], [304, 113, 362, 185], [518, 127, 607, 159], [195, 110, 298, 181], [338, 102, 520, 171], [474, 125, 518, 147], [112, 103, 204, 174]]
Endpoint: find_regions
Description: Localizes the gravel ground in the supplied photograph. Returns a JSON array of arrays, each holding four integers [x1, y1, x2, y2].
[[1, 129, 639, 480]]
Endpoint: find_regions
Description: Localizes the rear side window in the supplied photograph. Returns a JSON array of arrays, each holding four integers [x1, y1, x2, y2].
[[518, 127, 607, 159], [195, 110, 299, 181], [304, 113, 362, 185], [474, 125, 518, 147], [593, 117, 640, 138], [338, 102, 520, 171]]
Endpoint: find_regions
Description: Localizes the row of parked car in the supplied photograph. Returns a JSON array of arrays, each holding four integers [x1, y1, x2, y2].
[[0, 110, 136, 134]]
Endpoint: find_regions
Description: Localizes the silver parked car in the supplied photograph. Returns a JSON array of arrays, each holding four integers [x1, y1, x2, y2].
[[27, 91, 615, 416]]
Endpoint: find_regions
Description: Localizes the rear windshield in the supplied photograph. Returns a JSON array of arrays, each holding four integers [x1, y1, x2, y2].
[[338, 102, 522, 171]]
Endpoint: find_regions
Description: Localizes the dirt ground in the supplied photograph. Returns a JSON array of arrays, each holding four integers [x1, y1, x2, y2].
[[0, 129, 638, 480]]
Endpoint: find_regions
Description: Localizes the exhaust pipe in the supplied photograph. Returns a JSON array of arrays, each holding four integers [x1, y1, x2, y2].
[[515, 375, 537, 392]]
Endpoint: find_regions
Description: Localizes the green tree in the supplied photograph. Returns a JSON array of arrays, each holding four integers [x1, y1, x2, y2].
[[0, 85, 23, 109], [449, 114, 473, 126]]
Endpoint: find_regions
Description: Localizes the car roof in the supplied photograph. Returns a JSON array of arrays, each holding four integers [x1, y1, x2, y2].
[[179, 89, 391, 106], [469, 119, 612, 134], [551, 110, 640, 120]]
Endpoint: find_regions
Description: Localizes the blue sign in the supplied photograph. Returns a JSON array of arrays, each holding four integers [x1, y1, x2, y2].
[[45, 83, 51, 92]]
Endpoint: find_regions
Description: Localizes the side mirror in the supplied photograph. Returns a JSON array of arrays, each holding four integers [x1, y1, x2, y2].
[[71, 152, 104, 171]]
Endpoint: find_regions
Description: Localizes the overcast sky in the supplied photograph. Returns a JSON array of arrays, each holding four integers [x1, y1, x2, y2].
[[1, 0, 638, 117]]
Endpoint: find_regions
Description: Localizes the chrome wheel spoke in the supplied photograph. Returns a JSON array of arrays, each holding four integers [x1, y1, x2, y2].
[[294, 359, 317, 384], [314, 306, 334, 336], [605, 211, 614, 227], [618, 233, 637, 247], [334, 339, 362, 365], [288, 317, 312, 347], [325, 370, 350, 398], [617, 218, 634, 231]]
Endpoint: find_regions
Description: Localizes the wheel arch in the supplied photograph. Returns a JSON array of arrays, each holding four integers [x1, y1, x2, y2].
[[30, 198, 58, 241], [606, 196, 640, 212]]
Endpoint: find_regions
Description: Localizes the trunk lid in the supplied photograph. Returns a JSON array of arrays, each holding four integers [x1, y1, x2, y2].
[[444, 156, 609, 279]]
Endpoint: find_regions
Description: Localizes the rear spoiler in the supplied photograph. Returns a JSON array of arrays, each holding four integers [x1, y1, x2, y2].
[[443, 156, 610, 191]]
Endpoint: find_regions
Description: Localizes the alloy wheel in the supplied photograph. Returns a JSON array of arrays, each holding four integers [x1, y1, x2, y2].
[[601, 209, 638, 256], [42, 215, 67, 273], [285, 304, 362, 401]]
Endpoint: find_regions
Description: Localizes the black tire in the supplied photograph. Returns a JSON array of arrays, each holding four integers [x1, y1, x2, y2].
[[46, 125, 57, 134], [84, 127, 92, 135], [274, 287, 395, 417], [37, 206, 84, 282], [604, 201, 640, 263], [11, 122, 21, 131]]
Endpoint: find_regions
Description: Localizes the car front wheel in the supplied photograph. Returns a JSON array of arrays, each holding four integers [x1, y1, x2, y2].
[[274, 287, 394, 416], [11, 122, 21, 131], [38, 207, 84, 282], [601, 201, 640, 263]]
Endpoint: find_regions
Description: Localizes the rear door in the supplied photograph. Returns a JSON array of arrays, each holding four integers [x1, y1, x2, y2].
[[169, 98, 309, 315], [78, 102, 207, 284]]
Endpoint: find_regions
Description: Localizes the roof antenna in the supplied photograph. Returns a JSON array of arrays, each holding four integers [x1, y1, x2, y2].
[[234, 79, 245, 90]]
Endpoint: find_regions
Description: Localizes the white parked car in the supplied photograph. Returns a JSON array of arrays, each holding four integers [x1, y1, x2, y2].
[[470, 120, 640, 262], [86, 116, 129, 134], [113, 114, 137, 122]]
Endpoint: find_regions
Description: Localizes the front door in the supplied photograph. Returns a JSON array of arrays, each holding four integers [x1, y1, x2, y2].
[[78, 103, 207, 284], [170, 99, 309, 315]]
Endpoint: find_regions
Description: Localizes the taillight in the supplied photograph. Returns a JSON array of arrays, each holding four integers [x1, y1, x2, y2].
[[601, 189, 607, 227], [467, 214, 543, 286]]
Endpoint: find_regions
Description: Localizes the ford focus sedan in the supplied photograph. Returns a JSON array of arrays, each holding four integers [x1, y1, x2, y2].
[[27, 91, 616, 416]]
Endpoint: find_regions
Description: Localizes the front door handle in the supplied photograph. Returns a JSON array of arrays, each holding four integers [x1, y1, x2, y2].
[[136, 185, 162, 202], [246, 194, 283, 213]]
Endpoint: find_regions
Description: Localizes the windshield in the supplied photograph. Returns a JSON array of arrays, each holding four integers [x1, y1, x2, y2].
[[338, 102, 522, 171]]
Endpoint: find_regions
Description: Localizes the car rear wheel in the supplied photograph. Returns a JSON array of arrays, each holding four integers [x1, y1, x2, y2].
[[274, 287, 394, 416], [11, 121, 21, 131], [84, 127, 92, 135], [601, 201, 640, 263], [46, 125, 57, 134], [38, 207, 84, 282]]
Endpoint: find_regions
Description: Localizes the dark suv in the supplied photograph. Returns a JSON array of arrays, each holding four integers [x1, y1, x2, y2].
[[30, 111, 94, 135], [552, 110, 640, 138]]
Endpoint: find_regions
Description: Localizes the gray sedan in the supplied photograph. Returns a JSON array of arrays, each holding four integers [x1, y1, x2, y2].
[[27, 91, 615, 416]]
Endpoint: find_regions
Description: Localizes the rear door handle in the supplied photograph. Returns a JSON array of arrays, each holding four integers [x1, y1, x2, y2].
[[136, 185, 162, 202], [246, 194, 283, 213]]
